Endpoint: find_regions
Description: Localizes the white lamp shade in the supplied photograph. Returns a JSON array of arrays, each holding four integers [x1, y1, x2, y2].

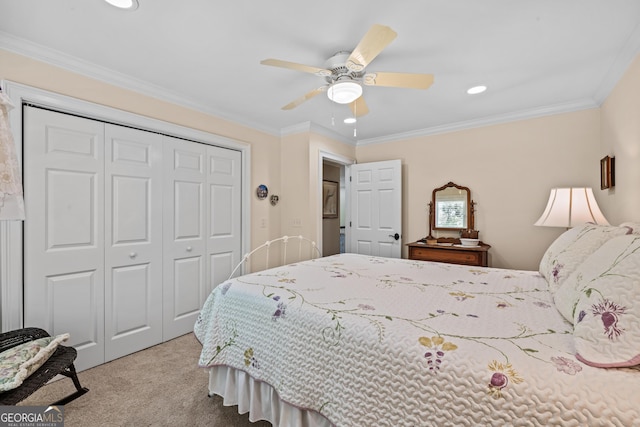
[[534, 188, 609, 227], [327, 81, 362, 104]]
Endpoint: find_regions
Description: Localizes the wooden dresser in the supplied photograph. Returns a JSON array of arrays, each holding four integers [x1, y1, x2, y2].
[[407, 241, 490, 267]]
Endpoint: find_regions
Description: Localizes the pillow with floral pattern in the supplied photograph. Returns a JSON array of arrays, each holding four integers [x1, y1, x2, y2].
[[566, 235, 640, 367], [539, 223, 630, 294], [0, 333, 70, 391]]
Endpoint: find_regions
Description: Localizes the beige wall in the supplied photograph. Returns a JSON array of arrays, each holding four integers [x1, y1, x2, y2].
[[356, 109, 602, 270], [353, 53, 640, 270], [3, 48, 638, 271], [600, 54, 640, 224], [279, 131, 355, 251], [280, 132, 311, 239], [0, 49, 281, 252]]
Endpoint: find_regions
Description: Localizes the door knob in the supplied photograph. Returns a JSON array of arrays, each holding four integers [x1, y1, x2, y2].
[[129, 252, 137, 258], [389, 233, 400, 240], [186, 246, 193, 252]]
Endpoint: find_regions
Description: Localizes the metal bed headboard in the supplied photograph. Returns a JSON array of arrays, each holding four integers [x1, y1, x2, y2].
[[228, 235, 321, 280]]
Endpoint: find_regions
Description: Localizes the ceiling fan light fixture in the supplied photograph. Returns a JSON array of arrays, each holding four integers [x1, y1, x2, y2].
[[327, 81, 362, 104], [467, 85, 487, 95], [104, 0, 139, 10]]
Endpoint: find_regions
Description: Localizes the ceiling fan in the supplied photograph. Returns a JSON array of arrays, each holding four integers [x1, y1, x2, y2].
[[260, 24, 434, 118]]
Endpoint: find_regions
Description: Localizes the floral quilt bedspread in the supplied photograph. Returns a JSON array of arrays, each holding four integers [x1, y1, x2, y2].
[[195, 254, 640, 426]]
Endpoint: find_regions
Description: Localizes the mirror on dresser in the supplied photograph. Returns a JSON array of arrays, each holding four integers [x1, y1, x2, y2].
[[408, 181, 489, 267], [427, 182, 477, 240]]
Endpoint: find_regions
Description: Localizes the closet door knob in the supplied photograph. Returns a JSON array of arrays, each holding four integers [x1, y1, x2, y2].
[[186, 246, 193, 252], [129, 252, 137, 258]]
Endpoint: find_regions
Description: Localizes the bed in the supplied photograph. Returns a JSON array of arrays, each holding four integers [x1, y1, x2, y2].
[[195, 225, 640, 426]]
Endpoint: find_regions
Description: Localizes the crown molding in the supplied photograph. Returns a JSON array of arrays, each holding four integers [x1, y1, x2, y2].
[[356, 99, 599, 146], [0, 31, 280, 138], [592, 20, 640, 103], [3, 28, 636, 148], [281, 121, 356, 146]]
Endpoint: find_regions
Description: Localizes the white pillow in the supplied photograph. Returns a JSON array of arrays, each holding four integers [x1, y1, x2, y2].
[[554, 270, 583, 322], [539, 223, 630, 294], [560, 235, 640, 367]]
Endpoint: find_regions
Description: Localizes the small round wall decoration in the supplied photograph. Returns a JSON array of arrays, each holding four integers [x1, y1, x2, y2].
[[256, 184, 268, 200]]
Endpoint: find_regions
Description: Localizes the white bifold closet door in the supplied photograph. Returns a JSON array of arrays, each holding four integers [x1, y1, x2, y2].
[[162, 137, 206, 341], [23, 107, 241, 370], [162, 137, 241, 340], [23, 107, 163, 370], [103, 124, 163, 362], [23, 109, 108, 371]]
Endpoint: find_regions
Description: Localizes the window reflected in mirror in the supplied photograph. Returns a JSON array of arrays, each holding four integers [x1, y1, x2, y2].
[[435, 187, 467, 229], [430, 182, 473, 232]]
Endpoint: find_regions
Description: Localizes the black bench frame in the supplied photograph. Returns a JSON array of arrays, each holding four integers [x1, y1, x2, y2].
[[0, 327, 89, 405]]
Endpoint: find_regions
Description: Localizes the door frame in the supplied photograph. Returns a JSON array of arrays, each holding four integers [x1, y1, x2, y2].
[[0, 80, 251, 332], [317, 151, 355, 256]]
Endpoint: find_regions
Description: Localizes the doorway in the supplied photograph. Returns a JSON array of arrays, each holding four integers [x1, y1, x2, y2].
[[319, 155, 402, 258], [319, 151, 354, 256], [322, 160, 345, 255]]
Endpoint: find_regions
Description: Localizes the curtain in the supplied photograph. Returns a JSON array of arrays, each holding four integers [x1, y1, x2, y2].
[[0, 91, 25, 220]]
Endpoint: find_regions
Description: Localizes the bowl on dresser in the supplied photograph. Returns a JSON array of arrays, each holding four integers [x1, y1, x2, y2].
[[459, 238, 480, 247]]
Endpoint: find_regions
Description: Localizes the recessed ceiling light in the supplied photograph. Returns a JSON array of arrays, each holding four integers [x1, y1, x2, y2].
[[104, 0, 139, 10], [344, 117, 357, 124], [467, 85, 487, 95]]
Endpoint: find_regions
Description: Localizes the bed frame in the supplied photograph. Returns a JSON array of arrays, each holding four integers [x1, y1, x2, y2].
[[228, 235, 321, 280]]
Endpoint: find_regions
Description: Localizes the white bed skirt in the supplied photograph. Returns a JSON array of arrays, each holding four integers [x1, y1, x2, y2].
[[207, 366, 332, 427]]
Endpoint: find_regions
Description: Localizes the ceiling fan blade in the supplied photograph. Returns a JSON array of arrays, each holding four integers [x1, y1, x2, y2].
[[349, 96, 369, 117], [346, 24, 397, 72], [282, 87, 327, 110], [363, 72, 434, 89], [261, 59, 331, 76]]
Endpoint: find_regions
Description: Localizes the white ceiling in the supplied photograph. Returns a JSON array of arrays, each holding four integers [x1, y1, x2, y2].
[[1, 0, 640, 144]]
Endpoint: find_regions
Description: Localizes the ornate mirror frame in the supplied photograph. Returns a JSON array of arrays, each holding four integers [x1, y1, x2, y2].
[[428, 182, 475, 235]]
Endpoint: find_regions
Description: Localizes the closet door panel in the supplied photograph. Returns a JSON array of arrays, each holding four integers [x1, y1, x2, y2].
[[163, 137, 207, 340], [111, 176, 150, 243], [173, 257, 201, 315], [111, 263, 151, 332], [23, 107, 105, 371], [104, 124, 163, 361], [46, 170, 95, 249], [49, 271, 101, 367], [206, 146, 241, 297]]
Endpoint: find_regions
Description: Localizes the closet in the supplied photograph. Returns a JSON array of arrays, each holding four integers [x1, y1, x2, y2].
[[22, 106, 241, 371]]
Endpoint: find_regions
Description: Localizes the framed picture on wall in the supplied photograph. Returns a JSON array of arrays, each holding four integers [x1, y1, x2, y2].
[[600, 155, 615, 190], [322, 180, 339, 218]]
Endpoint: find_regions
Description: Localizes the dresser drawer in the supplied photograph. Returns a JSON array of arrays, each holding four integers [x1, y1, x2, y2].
[[408, 244, 488, 267]]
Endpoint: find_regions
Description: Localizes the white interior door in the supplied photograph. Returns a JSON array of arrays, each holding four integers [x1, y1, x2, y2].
[[349, 159, 402, 258], [23, 107, 106, 371], [104, 124, 163, 361], [206, 146, 242, 297], [163, 137, 206, 340]]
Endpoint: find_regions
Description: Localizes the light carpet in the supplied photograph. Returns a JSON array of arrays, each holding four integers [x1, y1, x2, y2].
[[20, 333, 271, 426]]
